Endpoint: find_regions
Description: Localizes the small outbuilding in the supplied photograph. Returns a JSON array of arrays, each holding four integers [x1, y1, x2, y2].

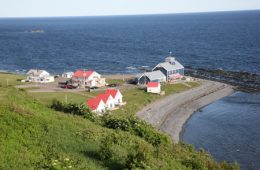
[[147, 82, 161, 94]]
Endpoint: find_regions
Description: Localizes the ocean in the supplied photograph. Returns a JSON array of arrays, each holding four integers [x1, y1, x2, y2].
[[0, 10, 260, 74], [0, 10, 260, 169], [182, 92, 260, 170]]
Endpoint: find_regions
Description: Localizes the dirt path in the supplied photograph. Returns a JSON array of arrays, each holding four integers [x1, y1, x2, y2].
[[136, 79, 234, 142]]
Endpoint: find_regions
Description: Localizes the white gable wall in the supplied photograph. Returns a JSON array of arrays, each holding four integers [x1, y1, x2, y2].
[[114, 91, 123, 105], [104, 95, 115, 109], [95, 100, 106, 113]]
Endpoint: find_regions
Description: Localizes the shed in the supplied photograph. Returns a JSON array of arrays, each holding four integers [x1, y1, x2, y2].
[[147, 82, 161, 94]]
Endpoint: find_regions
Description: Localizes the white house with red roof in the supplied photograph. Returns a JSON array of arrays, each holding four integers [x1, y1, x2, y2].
[[96, 93, 115, 109], [86, 89, 124, 113], [86, 97, 106, 113], [106, 89, 123, 106], [147, 82, 161, 94], [72, 70, 106, 88]]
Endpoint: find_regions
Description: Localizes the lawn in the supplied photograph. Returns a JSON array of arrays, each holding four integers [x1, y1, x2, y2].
[[0, 72, 26, 86], [113, 82, 200, 115], [28, 92, 88, 105]]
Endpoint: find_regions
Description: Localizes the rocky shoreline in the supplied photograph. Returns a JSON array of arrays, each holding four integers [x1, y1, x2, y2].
[[185, 67, 260, 93]]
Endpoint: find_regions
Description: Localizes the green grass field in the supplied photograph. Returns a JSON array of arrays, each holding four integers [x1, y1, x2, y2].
[[28, 92, 88, 105], [0, 73, 239, 169], [113, 82, 200, 115], [0, 72, 25, 86]]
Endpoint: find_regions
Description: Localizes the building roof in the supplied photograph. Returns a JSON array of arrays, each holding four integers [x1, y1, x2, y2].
[[73, 70, 94, 78], [96, 93, 111, 104], [153, 60, 184, 72], [138, 70, 166, 81], [105, 89, 119, 98], [147, 82, 160, 88], [86, 97, 103, 110], [27, 69, 48, 76]]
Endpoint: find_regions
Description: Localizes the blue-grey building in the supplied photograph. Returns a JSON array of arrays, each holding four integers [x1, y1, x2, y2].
[[152, 57, 184, 81]]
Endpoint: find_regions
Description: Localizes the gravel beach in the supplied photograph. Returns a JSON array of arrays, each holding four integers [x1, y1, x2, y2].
[[136, 79, 234, 142]]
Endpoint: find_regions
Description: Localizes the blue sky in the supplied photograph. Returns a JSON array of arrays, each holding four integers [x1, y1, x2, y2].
[[0, 0, 260, 17]]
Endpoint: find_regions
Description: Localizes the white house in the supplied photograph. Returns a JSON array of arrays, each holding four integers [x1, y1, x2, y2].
[[147, 82, 161, 94], [86, 89, 124, 113], [62, 72, 74, 79], [25, 69, 54, 83], [105, 89, 123, 106], [72, 70, 106, 88], [96, 93, 115, 110], [86, 97, 106, 113]]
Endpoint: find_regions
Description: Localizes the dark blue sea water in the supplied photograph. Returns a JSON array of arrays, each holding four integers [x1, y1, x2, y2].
[[0, 10, 260, 74], [0, 10, 260, 169], [182, 92, 260, 170]]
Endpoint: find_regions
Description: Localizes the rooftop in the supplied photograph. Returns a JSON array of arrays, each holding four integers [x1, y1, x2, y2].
[[147, 82, 160, 88]]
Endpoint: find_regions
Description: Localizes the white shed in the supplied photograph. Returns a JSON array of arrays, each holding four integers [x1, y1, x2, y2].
[[147, 82, 161, 94]]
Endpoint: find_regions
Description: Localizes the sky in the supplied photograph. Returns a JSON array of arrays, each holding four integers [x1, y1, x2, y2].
[[0, 0, 260, 18]]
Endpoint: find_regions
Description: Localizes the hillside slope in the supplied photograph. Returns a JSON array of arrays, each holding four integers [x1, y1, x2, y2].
[[0, 73, 239, 169]]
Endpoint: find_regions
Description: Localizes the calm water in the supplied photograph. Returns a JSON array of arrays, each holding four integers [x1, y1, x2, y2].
[[1, 10, 260, 169], [0, 10, 260, 74], [182, 92, 260, 170]]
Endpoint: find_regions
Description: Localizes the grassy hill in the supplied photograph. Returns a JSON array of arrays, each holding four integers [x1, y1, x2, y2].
[[0, 73, 239, 169]]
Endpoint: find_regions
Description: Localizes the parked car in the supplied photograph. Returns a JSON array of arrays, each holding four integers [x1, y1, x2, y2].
[[61, 84, 77, 89], [87, 86, 99, 92], [107, 83, 118, 87]]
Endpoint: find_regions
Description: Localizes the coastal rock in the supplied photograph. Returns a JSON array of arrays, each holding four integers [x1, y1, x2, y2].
[[185, 67, 260, 93]]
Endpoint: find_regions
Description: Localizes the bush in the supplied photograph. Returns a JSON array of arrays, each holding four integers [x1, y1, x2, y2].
[[126, 142, 152, 169], [103, 115, 170, 146], [50, 100, 98, 122], [104, 117, 131, 131]]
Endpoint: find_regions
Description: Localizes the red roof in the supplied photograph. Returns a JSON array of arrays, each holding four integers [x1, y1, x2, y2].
[[86, 97, 103, 110], [96, 93, 111, 104], [105, 89, 119, 98], [147, 82, 160, 88], [73, 70, 94, 78], [86, 89, 120, 110]]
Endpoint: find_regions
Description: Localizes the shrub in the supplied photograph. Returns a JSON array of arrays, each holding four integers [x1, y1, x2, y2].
[[104, 117, 131, 131], [50, 100, 98, 122], [103, 115, 170, 146], [126, 142, 152, 169]]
